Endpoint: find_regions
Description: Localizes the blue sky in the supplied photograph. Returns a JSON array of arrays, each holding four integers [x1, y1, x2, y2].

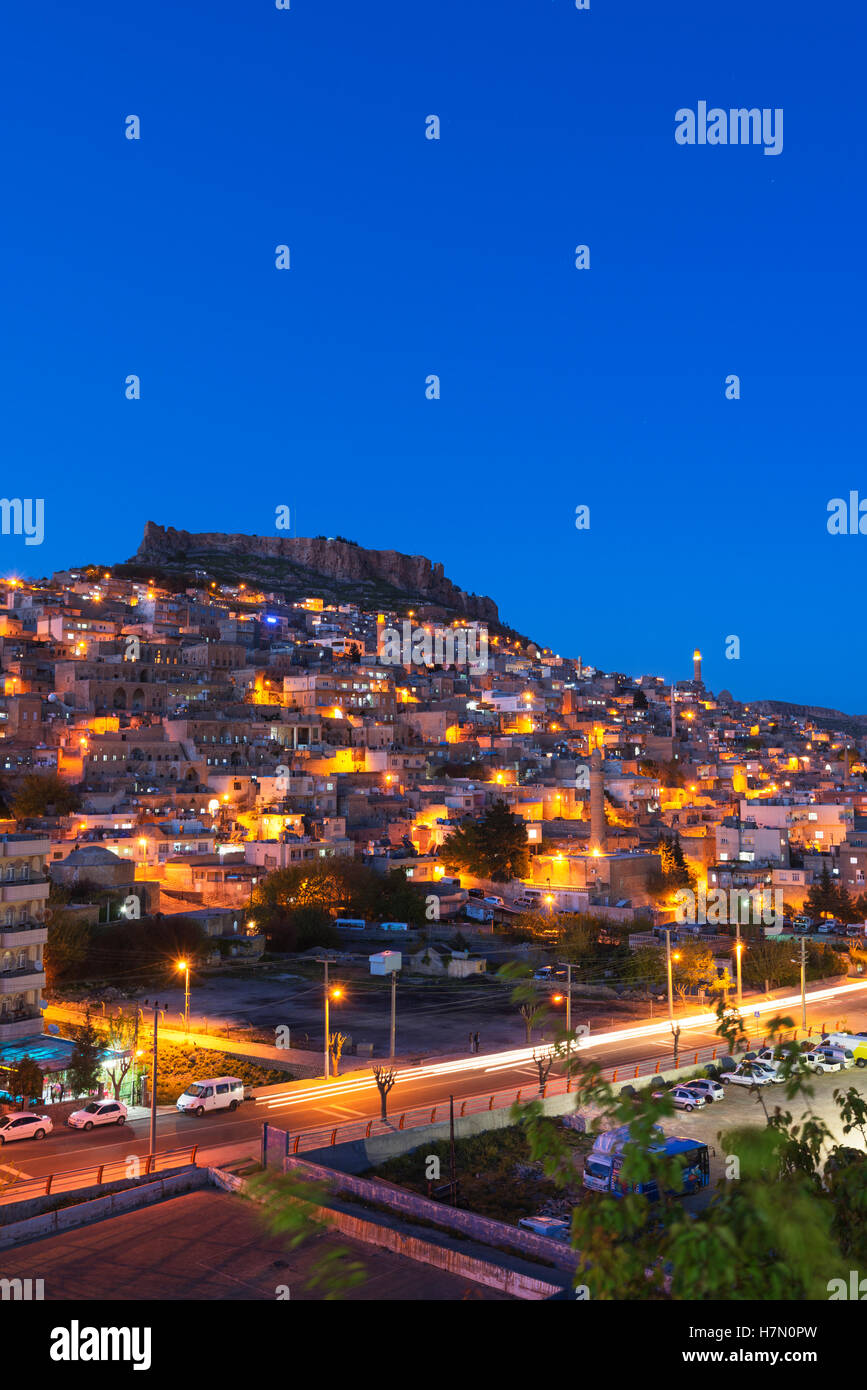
[[1, 1, 864, 710]]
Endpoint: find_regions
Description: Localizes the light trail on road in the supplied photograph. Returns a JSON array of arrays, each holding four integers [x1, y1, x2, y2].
[[256, 978, 867, 1108]]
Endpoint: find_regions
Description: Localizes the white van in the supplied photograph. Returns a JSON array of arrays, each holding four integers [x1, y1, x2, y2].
[[176, 1076, 245, 1117]]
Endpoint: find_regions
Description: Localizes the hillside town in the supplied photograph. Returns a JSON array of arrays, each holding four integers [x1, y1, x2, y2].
[[1, 544, 866, 1312], [0, 546, 865, 1072]]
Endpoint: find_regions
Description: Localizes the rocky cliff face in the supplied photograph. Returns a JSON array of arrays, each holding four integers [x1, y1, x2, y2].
[[132, 523, 500, 624]]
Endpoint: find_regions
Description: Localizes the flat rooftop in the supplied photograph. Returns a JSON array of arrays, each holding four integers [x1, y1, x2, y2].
[[1, 1188, 513, 1301]]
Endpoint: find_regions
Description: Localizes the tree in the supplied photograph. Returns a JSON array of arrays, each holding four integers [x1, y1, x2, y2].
[[671, 941, 716, 1001], [11, 773, 81, 820], [805, 864, 837, 920], [67, 1008, 102, 1098], [102, 1009, 140, 1101], [519, 1000, 548, 1044], [441, 801, 529, 883], [372, 1066, 395, 1120], [6, 1055, 44, 1109], [44, 906, 91, 985], [499, 961, 550, 1044], [329, 1032, 348, 1079], [515, 1006, 867, 1300], [532, 1049, 554, 1093]]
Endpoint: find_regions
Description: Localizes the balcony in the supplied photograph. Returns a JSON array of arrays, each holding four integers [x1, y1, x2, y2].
[[0, 965, 45, 992], [0, 879, 50, 904], [0, 922, 48, 949], [0, 1009, 43, 1041], [0, 836, 50, 857]]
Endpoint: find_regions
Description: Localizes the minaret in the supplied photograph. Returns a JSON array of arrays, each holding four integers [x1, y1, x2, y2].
[[670, 684, 676, 739], [693, 648, 702, 685], [589, 747, 606, 854]]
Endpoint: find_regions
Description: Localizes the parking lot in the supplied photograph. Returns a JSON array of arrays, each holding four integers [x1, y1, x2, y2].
[[653, 1062, 867, 1213]]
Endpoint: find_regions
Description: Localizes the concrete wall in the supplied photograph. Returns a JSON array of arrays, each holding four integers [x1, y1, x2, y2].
[[284, 1155, 579, 1273], [0, 1166, 208, 1250], [300, 1087, 583, 1173]]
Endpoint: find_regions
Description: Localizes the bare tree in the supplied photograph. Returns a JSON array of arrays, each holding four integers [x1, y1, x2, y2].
[[329, 1032, 348, 1078], [519, 1001, 548, 1045], [532, 1049, 554, 1094], [102, 1009, 140, 1102], [372, 1065, 395, 1120]]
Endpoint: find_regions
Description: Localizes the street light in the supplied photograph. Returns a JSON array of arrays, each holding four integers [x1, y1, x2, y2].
[[176, 959, 190, 1029], [322, 957, 343, 1079]]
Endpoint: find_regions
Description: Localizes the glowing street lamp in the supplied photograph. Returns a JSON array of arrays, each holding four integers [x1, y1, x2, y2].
[[324, 972, 343, 1080], [176, 959, 191, 1028]]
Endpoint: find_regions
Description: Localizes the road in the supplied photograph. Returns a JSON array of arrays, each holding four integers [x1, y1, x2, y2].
[[6, 977, 867, 1195]]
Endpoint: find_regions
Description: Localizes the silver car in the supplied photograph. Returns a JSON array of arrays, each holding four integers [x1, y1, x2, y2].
[[684, 1078, 725, 1104]]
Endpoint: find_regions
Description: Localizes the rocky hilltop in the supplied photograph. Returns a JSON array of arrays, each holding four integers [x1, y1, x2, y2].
[[128, 522, 501, 625]]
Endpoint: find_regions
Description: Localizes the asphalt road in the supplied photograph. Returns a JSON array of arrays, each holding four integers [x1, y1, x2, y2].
[[6, 978, 867, 1191]]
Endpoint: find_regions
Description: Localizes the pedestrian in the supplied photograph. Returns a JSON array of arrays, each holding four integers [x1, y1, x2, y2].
[[468, 1031, 474, 1052], [473, 1031, 480, 1054]]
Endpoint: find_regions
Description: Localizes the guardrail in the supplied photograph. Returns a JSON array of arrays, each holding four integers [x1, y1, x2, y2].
[[0, 1145, 199, 1205], [280, 1022, 843, 1157]]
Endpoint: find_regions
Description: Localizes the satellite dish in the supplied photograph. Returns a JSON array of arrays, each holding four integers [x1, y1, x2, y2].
[[48, 1023, 60, 1035]]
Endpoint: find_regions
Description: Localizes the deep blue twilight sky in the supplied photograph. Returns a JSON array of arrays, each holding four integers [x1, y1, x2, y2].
[[1, 2, 865, 710]]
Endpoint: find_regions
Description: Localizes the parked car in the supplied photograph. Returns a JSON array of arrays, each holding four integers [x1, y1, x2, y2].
[[813, 1044, 855, 1068], [683, 1078, 725, 1104], [0, 1112, 52, 1143], [482, 895, 504, 907], [67, 1100, 128, 1130], [651, 1084, 707, 1112], [752, 1047, 794, 1074], [176, 1076, 245, 1117], [720, 1063, 776, 1087], [802, 1050, 844, 1074]]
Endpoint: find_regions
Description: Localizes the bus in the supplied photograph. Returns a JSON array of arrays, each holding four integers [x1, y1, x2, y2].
[[583, 1127, 710, 1199]]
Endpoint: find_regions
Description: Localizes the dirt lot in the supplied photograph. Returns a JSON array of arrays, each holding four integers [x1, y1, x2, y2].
[[134, 959, 646, 1059]]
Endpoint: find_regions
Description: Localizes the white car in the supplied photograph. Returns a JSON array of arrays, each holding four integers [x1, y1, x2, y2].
[[0, 1112, 52, 1143], [67, 1099, 128, 1130], [720, 1063, 776, 1087], [802, 1051, 844, 1074], [684, 1078, 725, 1104]]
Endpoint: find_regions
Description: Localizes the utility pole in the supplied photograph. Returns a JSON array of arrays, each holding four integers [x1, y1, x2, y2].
[[790, 937, 807, 1032], [138, 1005, 159, 1161], [323, 958, 330, 1080], [322, 961, 327, 1078], [663, 928, 675, 1026], [390, 969, 397, 1060], [448, 1093, 457, 1204], [558, 960, 573, 1058], [735, 921, 743, 1008]]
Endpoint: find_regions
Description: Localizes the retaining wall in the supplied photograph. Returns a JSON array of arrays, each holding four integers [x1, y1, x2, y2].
[[0, 1166, 208, 1250]]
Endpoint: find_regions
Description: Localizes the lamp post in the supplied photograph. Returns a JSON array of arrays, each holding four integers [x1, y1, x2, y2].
[[734, 924, 744, 1008], [176, 959, 190, 1029], [322, 958, 342, 1079], [662, 928, 680, 1027], [138, 1005, 159, 1160]]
